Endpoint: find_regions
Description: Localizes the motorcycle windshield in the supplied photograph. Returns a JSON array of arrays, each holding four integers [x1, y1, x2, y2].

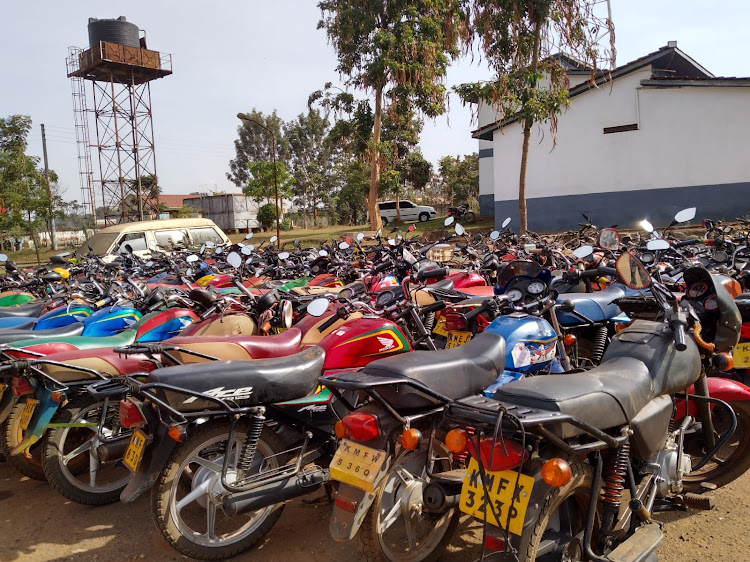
[[497, 260, 543, 286]]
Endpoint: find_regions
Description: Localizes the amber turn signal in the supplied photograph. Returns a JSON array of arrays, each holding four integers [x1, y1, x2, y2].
[[615, 321, 631, 333], [401, 428, 422, 451], [541, 458, 572, 487], [50, 391, 65, 402], [562, 334, 576, 347], [713, 352, 734, 372], [334, 420, 347, 439], [445, 429, 468, 454], [168, 426, 184, 443]]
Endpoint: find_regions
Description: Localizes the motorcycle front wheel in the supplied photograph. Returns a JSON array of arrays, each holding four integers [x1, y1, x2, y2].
[[465, 211, 475, 222], [359, 443, 458, 562], [683, 400, 750, 491], [151, 421, 287, 560]]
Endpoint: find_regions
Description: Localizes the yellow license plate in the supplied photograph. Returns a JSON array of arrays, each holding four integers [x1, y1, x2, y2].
[[0, 384, 6, 401], [433, 318, 449, 337], [329, 439, 387, 493], [19, 399, 39, 431], [123, 429, 148, 473], [734, 343, 750, 367], [459, 457, 534, 535], [446, 331, 472, 349]]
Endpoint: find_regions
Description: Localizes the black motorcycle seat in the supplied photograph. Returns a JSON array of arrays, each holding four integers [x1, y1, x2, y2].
[[360, 332, 506, 409], [0, 322, 85, 345], [427, 279, 455, 292], [494, 320, 701, 438], [0, 301, 46, 318], [147, 346, 326, 411]]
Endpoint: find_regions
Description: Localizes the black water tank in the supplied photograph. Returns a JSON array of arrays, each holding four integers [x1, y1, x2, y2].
[[88, 16, 140, 49]]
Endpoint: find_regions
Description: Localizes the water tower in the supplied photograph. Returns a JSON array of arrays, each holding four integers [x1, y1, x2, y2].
[[67, 17, 173, 225]]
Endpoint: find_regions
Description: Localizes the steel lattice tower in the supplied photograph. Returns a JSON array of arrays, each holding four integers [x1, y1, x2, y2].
[[67, 40, 172, 225]]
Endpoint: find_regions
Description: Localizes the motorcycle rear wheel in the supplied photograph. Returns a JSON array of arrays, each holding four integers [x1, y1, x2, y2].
[[151, 422, 286, 560], [42, 395, 132, 505], [523, 461, 592, 561], [465, 211, 475, 223], [1, 402, 46, 481], [359, 443, 458, 562], [683, 400, 750, 491]]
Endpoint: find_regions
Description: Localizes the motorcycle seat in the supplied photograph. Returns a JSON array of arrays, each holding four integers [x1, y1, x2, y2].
[[359, 332, 506, 409], [493, 320, 701, 438], [0, 301, 46, 318], [167, 328, 303, 362], [0, 322, 85, 345], [147, 346, 326, 410], [427, 279, 455, 292], [556, 286, 627, 325]]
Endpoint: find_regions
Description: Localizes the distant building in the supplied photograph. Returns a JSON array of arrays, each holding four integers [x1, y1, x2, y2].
[[473, 43, 750, 231], [184, 194, 260, 232], [158, 194, 198, 218]]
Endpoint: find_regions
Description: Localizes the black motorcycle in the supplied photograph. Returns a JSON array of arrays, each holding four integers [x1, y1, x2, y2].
[[447, 203, 475, 223]]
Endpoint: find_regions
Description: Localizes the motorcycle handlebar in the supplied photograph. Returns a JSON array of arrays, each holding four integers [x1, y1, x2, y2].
[[371, 261, 391, 275], [417, 267, 448, 281], [420, 300, 446, 315], [673, 239, 701, 249], [672, 322, 687, 351], [317, 311, 341, 332], [464, 299, 492, 323]]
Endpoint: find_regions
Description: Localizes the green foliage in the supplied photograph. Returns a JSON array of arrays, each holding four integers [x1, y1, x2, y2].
[[280, 217, 292, 231], [438, 153, 479, 205], [335, 160, 369, 225], [318, 0, 470, 229], [228, 109, 289, 187], [257, 203, 279, 231], [243, 161, 293, 205]]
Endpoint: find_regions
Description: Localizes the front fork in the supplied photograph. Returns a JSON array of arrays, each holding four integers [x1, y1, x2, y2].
[[693, 370, 717, 449]]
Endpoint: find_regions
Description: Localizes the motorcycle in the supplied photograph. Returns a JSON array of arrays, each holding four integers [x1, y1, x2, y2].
[[447, 203, 475, 223], [321, 250, 743, 561]]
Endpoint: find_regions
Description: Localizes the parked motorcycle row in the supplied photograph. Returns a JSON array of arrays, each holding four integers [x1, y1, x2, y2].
[[3, 208, 750, 561]]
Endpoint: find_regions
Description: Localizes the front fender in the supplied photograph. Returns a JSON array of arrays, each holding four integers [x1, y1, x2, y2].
[[10, 388, 60, 455], [120, 420, 177, 503], [675, 378, 750, 418]]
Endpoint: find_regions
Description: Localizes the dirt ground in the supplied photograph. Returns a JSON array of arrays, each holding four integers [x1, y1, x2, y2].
[[1, 460, 749, 562]]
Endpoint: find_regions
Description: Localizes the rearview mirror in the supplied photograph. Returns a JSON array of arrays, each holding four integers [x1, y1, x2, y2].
[[245, 232, 254, 240], [454, 224, 465, 236], [640, 219, 654, 233], [0, 253, 7, 262], [646, 239, 670, 251], [278, 252, 290, 260], [319, 249, 329, 257], [444, 216, 455, 226], [186, 254, 200, 263], [270, 236, 278, 243], [227, 252, 242, 268], [616, 252, 651, 290], [357, 233, 364, 242], [339, 242, 350, 250], [572, 245, 593, 259], [674, 207, 696, 223], [501, 217, 511, 228], [205, 241, 215, 248], [597, 228, 620, 250], [489, 231, 500, 240], [241, 246, 253, 255], [407, 225, 416, 232], [307, 298, 329, 317]]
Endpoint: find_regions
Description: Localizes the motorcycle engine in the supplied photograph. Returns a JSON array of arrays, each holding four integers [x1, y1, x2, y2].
[[649, 434, 692, 496]]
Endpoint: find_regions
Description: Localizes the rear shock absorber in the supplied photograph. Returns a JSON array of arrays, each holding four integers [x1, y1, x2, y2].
[[600, 441, 630, 538], [239, 407, 266, 472], [694, 371, 717, 449], [423, 311, 435, 333], [592, 326, 608, 364]]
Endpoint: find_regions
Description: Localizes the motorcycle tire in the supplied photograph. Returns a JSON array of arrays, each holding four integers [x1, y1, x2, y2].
[[683, 400, 750, 491], [358, 442, 459, 562], [523, 461, 593, 561], [42, 394, 132, 505], [1, 403, 46, 481], [151, 421, 287, 560], [465, 211, 475, 222]]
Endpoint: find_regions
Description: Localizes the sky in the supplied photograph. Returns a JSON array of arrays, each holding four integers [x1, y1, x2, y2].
[[2, 0, 749, 203]]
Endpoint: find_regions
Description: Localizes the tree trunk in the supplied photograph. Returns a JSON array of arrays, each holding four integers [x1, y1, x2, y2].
[[313, 205, 318, 226], [518, 17, 543, 235], [368, 85, 384, 232], [27, 210, 40, 266]]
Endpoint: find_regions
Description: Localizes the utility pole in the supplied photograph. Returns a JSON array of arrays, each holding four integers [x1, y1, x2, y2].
[[40, 124, 57, 250]]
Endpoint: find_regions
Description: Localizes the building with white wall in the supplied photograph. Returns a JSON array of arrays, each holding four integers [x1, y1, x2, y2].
[[474, 44, 750, 231]]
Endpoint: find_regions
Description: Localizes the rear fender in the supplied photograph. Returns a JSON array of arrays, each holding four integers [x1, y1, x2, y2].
[[120, 420, 177, 503], [675, 378, 750, 418], [10, 387, 60, 455]]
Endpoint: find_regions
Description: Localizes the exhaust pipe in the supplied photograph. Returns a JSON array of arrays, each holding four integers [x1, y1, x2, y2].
[[222, 468, 329, 516], [95, 434, 133, 463], [422, 481, 461, 513]]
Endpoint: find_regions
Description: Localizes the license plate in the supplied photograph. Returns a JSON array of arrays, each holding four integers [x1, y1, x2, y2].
[[329, 439, 387, 493], [122, 429, 148, 473], [734, 342, 750, 367], [19, 399, 39, 431], [0, 384, 6, 401], [459, 457, 534, 535], [446, 331, 472, 349], [432, 318, 449, 337]]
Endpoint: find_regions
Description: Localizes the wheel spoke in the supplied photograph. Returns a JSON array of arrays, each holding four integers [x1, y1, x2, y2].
[[378, 501, 402, 534], [204, 502, 218, 541], [62, 438, 94, 466], [404, 514, 417, 549], [175, 479, 211, 514], [88, 450, 99, 487], [190, 456, 224, 473], [394, 465, 414, 485]]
